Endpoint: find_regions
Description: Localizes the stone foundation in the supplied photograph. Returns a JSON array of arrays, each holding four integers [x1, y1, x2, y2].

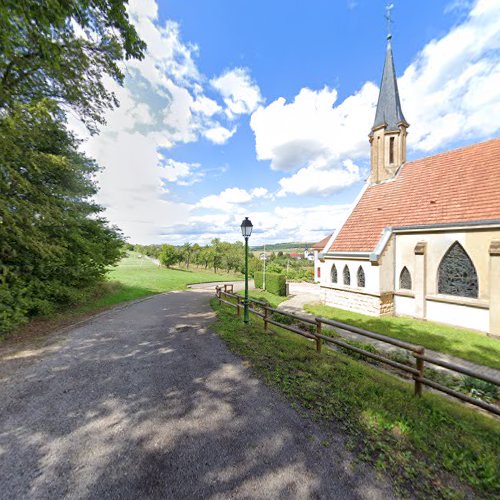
[[320, 286, 382, 316]]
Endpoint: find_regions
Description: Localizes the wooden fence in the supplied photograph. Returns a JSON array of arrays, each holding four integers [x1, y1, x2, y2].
[[215, 286, 500, 416]]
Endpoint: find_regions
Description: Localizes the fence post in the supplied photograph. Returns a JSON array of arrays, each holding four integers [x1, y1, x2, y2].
[[216, 286, 222, 305], [414, 347, 425, 396], [263, 305, 269, 332], [315, 318, 322, 353], [236, 295, 241, 317]]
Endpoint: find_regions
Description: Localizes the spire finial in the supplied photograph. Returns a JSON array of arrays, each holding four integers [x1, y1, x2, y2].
[[385, 3, 394, 40]]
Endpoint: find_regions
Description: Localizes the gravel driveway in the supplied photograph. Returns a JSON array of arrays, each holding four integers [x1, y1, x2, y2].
[[0, 287, 394, 499]]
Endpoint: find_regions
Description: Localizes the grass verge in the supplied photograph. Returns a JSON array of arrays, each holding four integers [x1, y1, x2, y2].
[[237, 289, 289, 308], [305, 303, 500, 370], [1, 254, 241, 344], [211, 299, 500, 498]]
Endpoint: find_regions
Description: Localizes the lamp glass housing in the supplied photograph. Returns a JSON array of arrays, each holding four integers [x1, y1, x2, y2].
[[240, 217, 253, 238]]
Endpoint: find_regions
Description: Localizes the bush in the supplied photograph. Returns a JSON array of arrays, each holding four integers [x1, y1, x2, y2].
[[254, 271, 286, 296], [271, 311, 295, 325], [267, 272, 287, 296], [254, 271, 263, 288], [460, 376, 499, 402]]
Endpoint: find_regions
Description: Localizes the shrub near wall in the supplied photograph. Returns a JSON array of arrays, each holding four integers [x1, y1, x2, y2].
[[254, 271, 264, 289], [254, 272, 286, 296]]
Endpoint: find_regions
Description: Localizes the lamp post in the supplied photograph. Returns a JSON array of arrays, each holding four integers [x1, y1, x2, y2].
[[240, 217, 253, 324]]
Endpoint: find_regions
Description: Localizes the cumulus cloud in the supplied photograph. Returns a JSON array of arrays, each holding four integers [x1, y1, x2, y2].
[[250, 0, 500, 196], [203, 125, 237, 144], [73, 1, 262, 243], [164, 204, 351, 245], [197, 187, 270, 211], [277, 160, 362, 197], [251, 85, 376, 172], [400, 0, 500, 152], [211, 68, 264, 119], [160, 158, 203, 186]]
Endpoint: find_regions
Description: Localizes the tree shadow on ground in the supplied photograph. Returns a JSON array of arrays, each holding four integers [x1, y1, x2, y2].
[[0, 292, 392, 499]]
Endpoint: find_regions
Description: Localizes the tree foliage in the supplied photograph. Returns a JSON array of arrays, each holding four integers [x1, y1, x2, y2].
[[0, 0, 145, 130], [0, 102, 123, 332], [159, 245, 179, 268], [0, 1, 145, 333]]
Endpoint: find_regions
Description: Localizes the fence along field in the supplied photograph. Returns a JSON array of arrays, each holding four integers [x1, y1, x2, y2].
[[216, 285, 500, 416]]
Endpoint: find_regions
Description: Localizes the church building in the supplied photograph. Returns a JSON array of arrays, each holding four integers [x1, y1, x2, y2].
[[314, 35, 500, 336]]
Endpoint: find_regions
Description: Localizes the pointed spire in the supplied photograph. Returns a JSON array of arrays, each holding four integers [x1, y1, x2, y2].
[[372, 38, 407, 132]]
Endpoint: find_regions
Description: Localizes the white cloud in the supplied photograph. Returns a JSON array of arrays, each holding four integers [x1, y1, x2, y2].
[[277, 160, 362, 197], [250, 0, 500, 196], [203, 125, 237, 144], [400, 0, 500, 152], [163, 204, 351, 245], [160, 158, 203, 186], [250, 84, 377, 173], [197, 186, 270, 211], [211, 68, 263, 119], [72, 1, 261, 243]]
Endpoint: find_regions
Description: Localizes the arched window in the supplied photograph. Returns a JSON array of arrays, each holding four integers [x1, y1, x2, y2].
[[399, 267, 412, 290], [438, 242, 478, 298], [343, 265, 350, 286], [357, 266, 365, 287], [331, 264, 337, 283]]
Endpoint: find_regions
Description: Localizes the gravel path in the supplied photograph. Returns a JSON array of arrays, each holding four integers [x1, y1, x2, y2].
[[0, 288, 394, 499]]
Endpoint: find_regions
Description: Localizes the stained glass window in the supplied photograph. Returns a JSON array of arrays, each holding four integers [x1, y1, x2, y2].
[[399, 267, 412, 290], [438, 242, 478, 298], [357, 266, 365, 287], [343, 265, 350, 286], [331, 264, 337, 283]]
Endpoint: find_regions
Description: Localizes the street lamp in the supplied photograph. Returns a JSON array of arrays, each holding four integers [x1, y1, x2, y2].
[[240, 217, 253, 324]]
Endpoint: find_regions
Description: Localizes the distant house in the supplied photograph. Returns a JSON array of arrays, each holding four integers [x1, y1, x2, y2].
[[313, 36, 500, 336], [259, 252, 269, 261], [304, 250, 315, 261], [289, 252, 302, 259]]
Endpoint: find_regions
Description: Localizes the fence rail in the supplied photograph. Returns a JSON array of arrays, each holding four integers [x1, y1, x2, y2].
[[215, 286, 500, 416]]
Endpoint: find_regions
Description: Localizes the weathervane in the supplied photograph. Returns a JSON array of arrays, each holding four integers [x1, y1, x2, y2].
[[385, 3, 394, 40]]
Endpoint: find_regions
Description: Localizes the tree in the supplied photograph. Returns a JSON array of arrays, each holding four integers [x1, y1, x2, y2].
[[159, 245, 179, 268], [180, 243, 193, 269], [0, 101, 123, 332], [0, 0, 146, 130]]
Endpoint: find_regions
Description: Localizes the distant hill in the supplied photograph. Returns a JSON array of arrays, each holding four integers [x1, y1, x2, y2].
[[251, 242, 313, 251]]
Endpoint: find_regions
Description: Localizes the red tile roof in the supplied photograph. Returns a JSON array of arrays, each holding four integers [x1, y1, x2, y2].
[[312, 234, 333, 251], [332, 138, 500, 252]]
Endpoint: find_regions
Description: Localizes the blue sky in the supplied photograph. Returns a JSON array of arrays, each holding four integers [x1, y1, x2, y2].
[[77, 0, 500, 245]]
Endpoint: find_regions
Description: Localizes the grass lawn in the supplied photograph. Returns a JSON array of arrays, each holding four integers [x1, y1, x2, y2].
[[211, 300, 500, 498], [304, 303, 500, 370], [237, 289, 289, 308], [1, 253, 242, 343], [80, 252, 242, 312]]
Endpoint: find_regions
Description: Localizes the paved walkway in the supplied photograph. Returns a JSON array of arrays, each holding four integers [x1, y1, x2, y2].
[[278, 283, 500, 383], [0, 286, 394, 499]]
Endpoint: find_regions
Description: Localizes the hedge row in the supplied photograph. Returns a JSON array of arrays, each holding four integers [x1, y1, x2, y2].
[[253, 271, 286, 296]]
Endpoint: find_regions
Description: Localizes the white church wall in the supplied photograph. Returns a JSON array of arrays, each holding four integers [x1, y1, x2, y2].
[[394, 294, 416, 317], [319, 258, 379, 294], [425, 299, 489, 333], [319, 257, 383, 315]]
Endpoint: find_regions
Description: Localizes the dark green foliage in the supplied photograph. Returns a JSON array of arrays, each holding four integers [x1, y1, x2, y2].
[[0, 0, 145, 130], [265, 272, 286, 296], [254, 271, 263, 288], [460, 376, 499, 403], [0, 101, 123, 333], [271, 311, 294, 325]]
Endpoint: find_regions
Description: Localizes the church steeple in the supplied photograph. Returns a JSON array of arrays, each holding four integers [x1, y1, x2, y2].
[[369, 33, 409, 184]]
